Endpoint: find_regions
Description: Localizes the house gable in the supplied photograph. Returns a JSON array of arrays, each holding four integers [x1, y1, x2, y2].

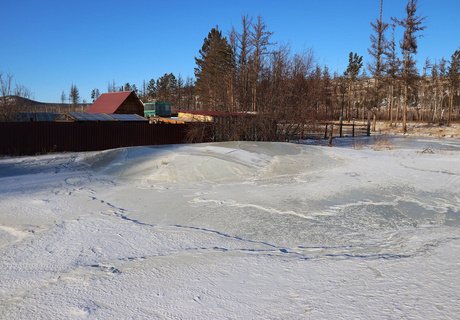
[[87, 91, 144, 116]]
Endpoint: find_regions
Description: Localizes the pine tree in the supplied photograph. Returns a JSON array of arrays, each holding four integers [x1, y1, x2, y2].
[[90, 88, 100, 102], [69, 84, 80, 105], [448, 50, 460, 124], [124, 83, 132, 91], [147, 79, 156, 100], [156, 73, 177, 103], [344, 52, 363, 120], [60, 91, 67, 104], [194, 27, 235, 110], [345, 52, 363, 81]]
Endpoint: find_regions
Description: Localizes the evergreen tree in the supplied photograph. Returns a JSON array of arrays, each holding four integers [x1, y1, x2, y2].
[[147, 78, 156, 100], [345, 52, 363, 80], [194, 26, 235, 110], [124, 83, 132, 91], [156, 73, 177, 103], [60, 91, 67, 104], [90, 88, 100, 102], [448, 50, 460, 124], [69, 84, 80, 105], [344, 52, 363, 120]]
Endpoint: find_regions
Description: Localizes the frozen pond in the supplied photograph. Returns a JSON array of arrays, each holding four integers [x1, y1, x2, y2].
[[0, 139, 459, 319], [302, 135, 460, 151]]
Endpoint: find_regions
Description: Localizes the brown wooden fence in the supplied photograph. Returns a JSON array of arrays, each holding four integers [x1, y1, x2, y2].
[[323, 121, 371, 139], [0, 122, 195, 156]]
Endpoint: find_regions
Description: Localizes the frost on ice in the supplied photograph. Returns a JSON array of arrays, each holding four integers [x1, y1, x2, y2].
[[0, 139, 459, 319]]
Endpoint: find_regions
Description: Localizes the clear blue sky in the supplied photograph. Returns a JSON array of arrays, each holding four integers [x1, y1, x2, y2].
[[1, 0, 459, 103]]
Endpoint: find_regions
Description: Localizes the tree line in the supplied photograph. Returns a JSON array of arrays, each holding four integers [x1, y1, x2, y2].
[[190, 0, 459, 135], [2, 0, 459, 133], [102, 0, 457, 135]]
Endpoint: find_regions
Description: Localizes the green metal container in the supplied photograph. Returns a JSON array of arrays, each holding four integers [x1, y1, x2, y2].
[[143, 101, 172, 117]]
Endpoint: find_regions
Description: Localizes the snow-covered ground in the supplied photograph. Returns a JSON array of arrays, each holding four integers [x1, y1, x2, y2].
[[0, 138, 459, 319]]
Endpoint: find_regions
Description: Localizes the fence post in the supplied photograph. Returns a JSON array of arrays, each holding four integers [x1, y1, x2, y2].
[[328, 124, 333, 146], [352, 120, 355, 137], [339, 117, 343, 137], [324, 124, 328, 139], [366, 120, 371, 136]]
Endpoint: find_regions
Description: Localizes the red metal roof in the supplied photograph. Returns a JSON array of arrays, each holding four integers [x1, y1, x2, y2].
[[87, 91, 133, 114]]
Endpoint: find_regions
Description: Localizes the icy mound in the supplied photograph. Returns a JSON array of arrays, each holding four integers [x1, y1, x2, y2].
[[0, 153, 84, 178], [79, 142, 324, 183]]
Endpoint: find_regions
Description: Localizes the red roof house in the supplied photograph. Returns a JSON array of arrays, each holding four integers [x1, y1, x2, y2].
[[87, 91, 144, 116]]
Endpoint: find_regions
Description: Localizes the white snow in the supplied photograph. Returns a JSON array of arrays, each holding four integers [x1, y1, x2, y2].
[[0, 139, 459, 319]]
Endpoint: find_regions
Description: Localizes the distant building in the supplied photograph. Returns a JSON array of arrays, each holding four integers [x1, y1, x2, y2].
[[87, 91, 144, 117], [144, 101, 172, 118]]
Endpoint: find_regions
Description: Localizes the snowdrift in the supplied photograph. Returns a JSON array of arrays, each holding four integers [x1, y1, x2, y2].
[[79, 141, 332, 183], [0, 139, 459, 319]]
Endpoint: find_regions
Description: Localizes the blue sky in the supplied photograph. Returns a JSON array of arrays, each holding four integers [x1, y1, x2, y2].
[[1, 0, 459, 102]]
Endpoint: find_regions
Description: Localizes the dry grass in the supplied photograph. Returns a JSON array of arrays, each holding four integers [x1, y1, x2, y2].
[[372, 135, 394, 151], [352, 140, 365, 150], [376, 122, 460, 138]]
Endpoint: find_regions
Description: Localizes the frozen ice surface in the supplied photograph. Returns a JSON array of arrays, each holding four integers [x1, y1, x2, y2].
[[0, 139, 459, 319]]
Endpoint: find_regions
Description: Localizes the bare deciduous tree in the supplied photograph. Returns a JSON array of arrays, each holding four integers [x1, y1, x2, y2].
[[393, 0, 425, 133], [0, 72, 34, 120], [368, 0, 389, 130], [249, 16, 273, 113]]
